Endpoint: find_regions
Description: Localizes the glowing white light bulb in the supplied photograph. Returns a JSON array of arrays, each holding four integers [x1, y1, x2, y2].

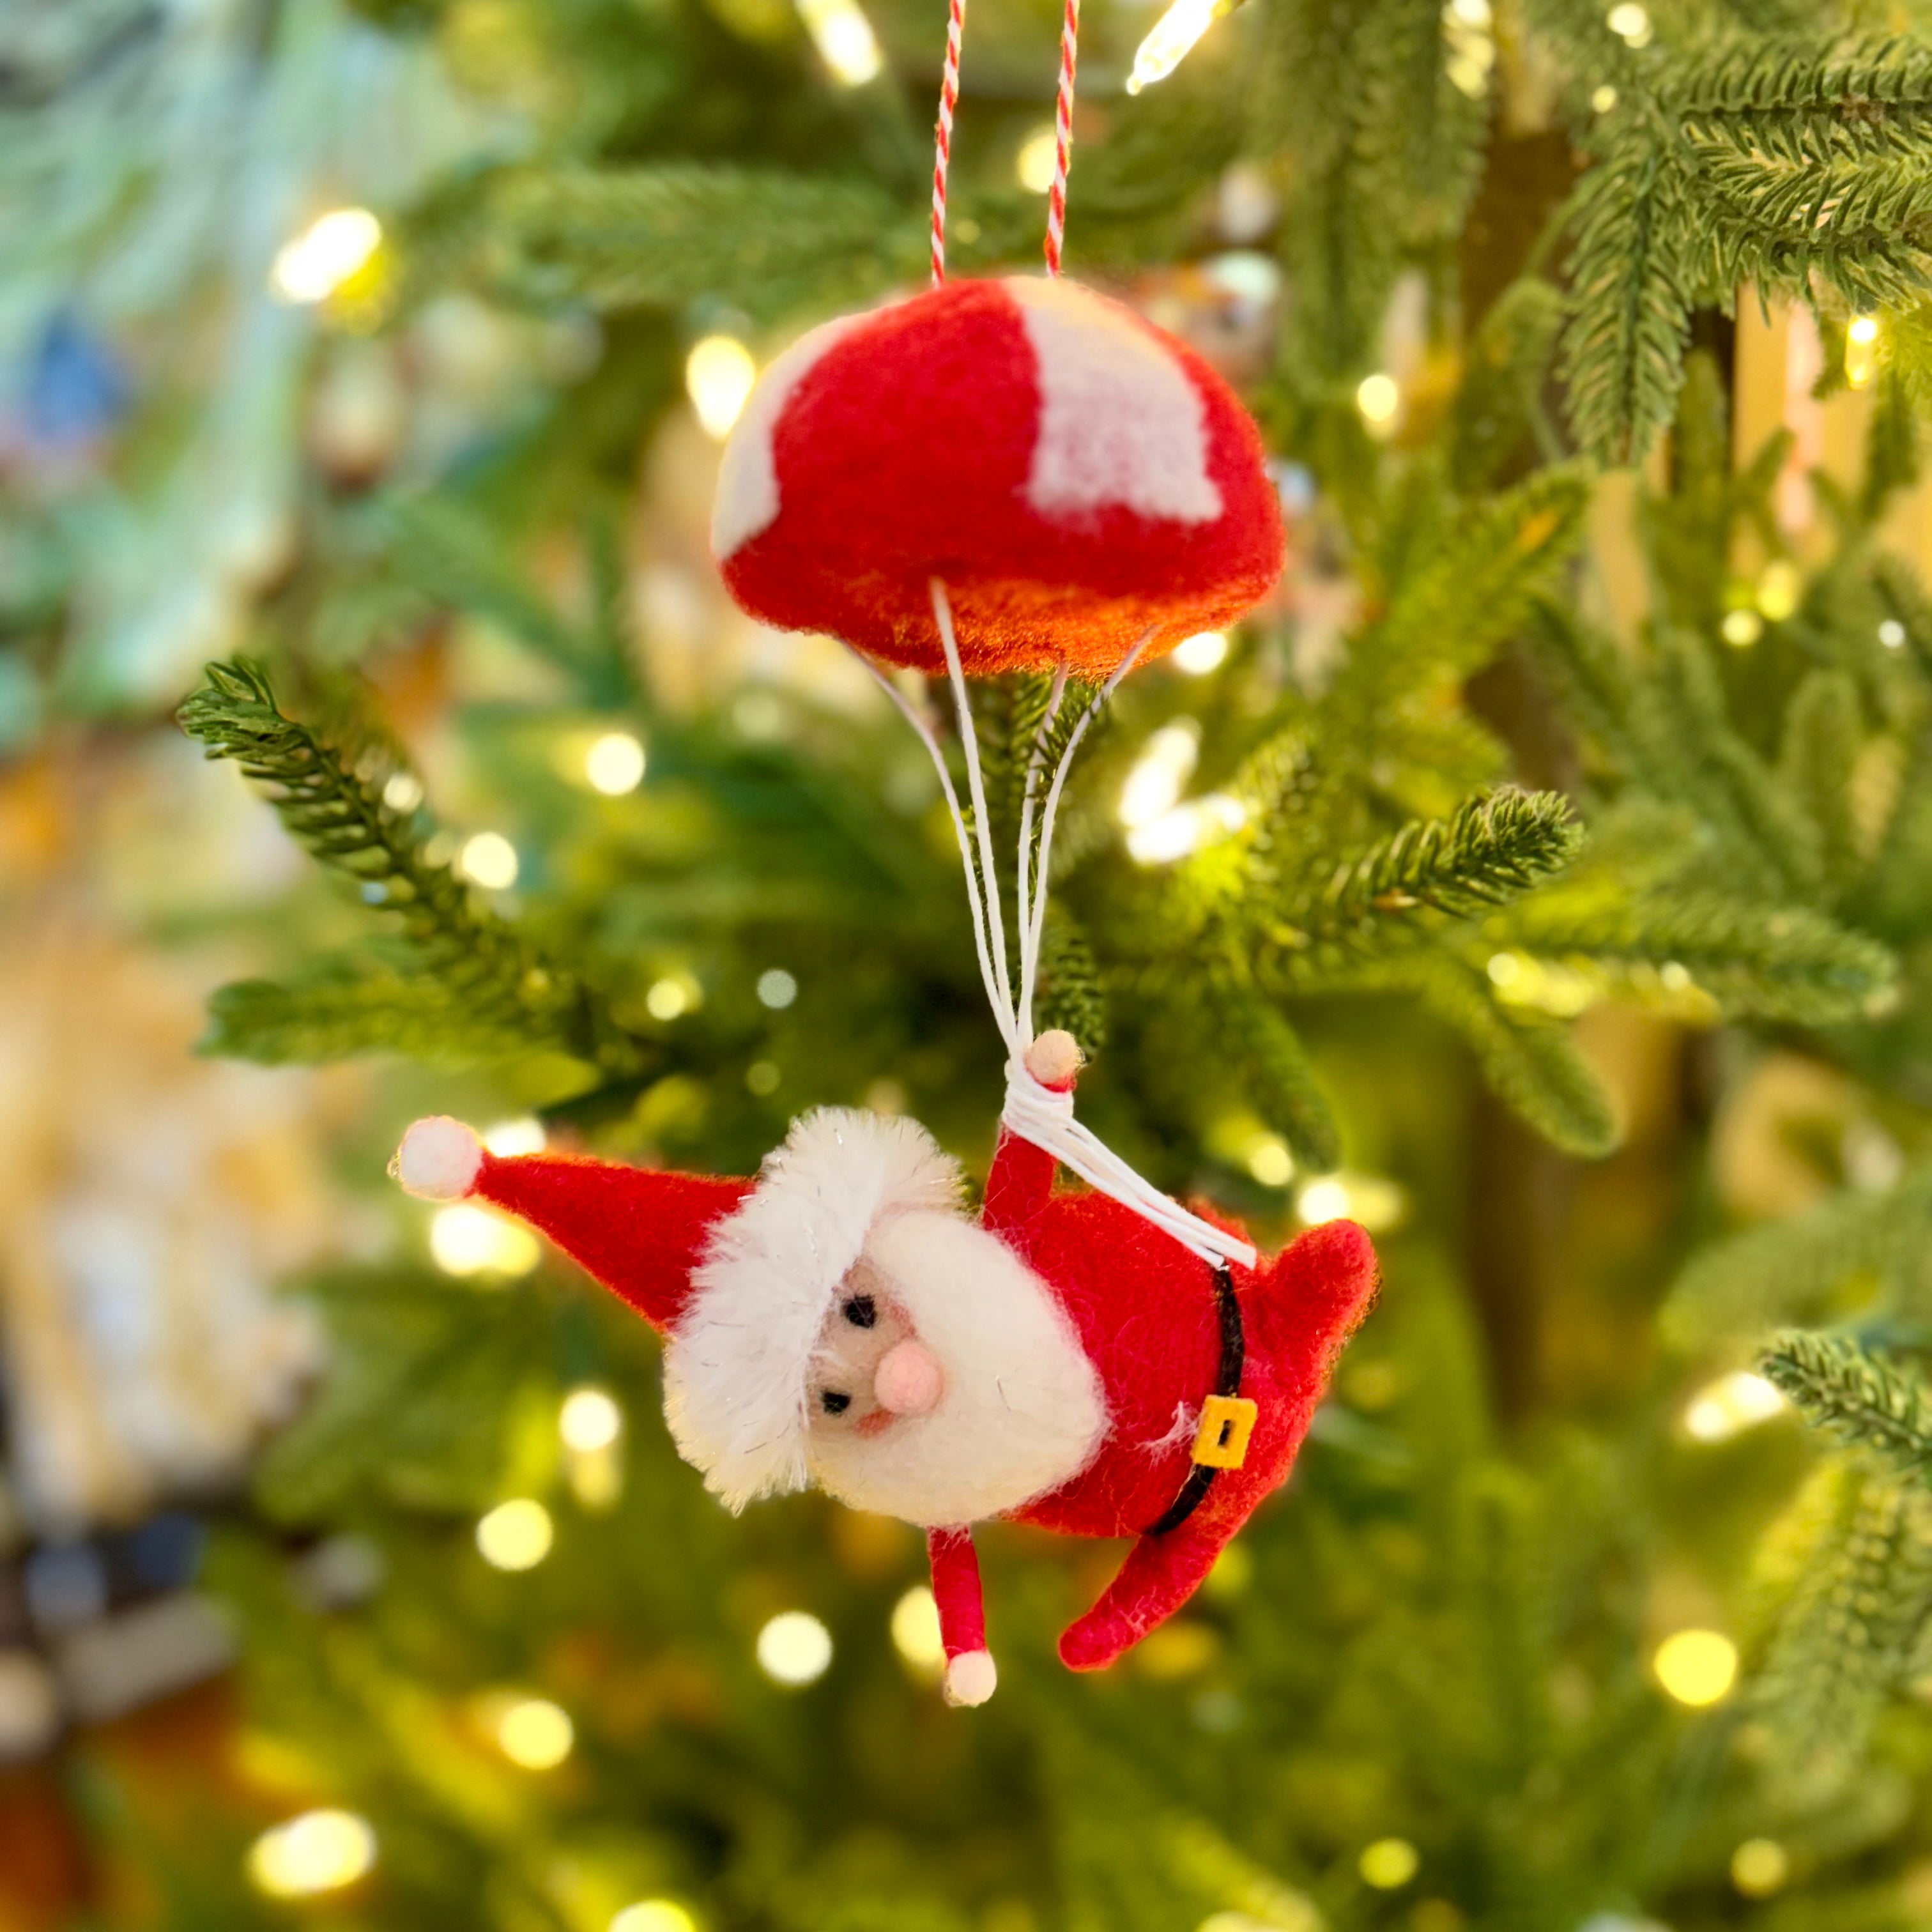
[[794, 0, 882, 84], [482, 1116, 546, 1156], [459, 831, 519, 889], [756, 1610, 833, 1685], [612, 1904, 698, 1932], [1016, 127, 1059, 194], [1356, 372, 1400, 430], [247, 1810, 376, 1897], [430, 1206, 540, 1278], [559, 1386, 623, 1452], [756, 968, 798, 1009], [1606, 2, 1651, 46], [475, 1499, 554, 1572], [1118, 722, 1200, 829], [270, 209, 381, 304], [890, 1586, 946, 1675], [686, 337, 758, 439], [1172, 631, 1229, 675], [1653, 1628, 1737, 1706], [1682, 1370, 1784, 1442], [1126, 0, 1221, 95], [494, 1696, 574, 1768], [585, 732, 646, 795]]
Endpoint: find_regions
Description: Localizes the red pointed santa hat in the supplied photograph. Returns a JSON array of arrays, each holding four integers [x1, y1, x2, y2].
[[394, 1108, 963, 1510]]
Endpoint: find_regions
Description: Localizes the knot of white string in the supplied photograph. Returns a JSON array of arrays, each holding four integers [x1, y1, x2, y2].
[[864, 580, 1257, 1272]]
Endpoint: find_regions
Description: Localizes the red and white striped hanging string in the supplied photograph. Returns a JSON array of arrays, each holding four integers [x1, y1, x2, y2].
[[930, 0, 967, 285], [1043, 0, 1080, 275]]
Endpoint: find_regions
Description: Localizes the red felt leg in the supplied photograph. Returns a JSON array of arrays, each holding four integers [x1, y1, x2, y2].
[[1057, 1519, 1230, 1672], [926, 1527, 997, 1706]]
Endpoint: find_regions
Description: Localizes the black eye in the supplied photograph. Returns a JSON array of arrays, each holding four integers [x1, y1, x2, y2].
[[820, 1390, 852, 1415], [842, 1295, 877, 1328]]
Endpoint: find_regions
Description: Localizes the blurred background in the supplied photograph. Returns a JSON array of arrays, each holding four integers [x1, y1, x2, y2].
[[11, 1, 1932, 1929]]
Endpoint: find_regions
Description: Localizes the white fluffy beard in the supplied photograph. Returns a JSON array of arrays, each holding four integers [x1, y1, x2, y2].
[[804, 1209, 1108, 1528]]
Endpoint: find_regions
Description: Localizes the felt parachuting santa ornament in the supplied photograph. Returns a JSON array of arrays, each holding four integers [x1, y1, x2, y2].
[[392, 0, 1379, 1703], [396, 1034, 1376, 1704]]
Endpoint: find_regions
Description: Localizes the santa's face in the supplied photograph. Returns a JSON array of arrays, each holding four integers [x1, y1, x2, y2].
[[806, 1256, 946, 1435], [801, 1209, 1108, 1527]]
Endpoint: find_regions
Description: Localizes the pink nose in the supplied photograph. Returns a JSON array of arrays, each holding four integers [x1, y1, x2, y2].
[[873, 1340, 944, 1416]]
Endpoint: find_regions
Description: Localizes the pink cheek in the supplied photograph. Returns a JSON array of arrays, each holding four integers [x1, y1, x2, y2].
[[855, 1410, 895, 1438]]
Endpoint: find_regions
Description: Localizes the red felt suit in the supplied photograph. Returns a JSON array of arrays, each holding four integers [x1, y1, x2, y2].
[[394, 1067, 1376, 1686]]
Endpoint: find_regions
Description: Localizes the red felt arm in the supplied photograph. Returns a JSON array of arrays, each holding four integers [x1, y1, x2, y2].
[[926, 1526, 998, 1706], [1057, 1519, 1230, 1672], [979, 1039, 1078, 1253]]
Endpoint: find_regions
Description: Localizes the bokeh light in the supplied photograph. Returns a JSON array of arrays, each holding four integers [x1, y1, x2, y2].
[[1358, 1837, 1419, 1888], [889, 1586, 945, 1677], [1172, 631, 1228, 675], [459, 831, 519, 889], [686, 336, 757, 438], [585, 732, 646, 795], [756, 1611, 832, 1685], [430, 1205, 539, 1278], [494, 1696, 574, 1769], [476, 1499, 554, 1572], [559, 1386, 622, 1453], [270, 209, 381, 303], [247, 1809, 376, 1896], [612, 1904, 698, 1932], [1653, 1628, 1737, 1706]]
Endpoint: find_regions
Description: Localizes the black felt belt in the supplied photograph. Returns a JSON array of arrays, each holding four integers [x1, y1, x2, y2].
[[1144, 1264, 1246, 1537]]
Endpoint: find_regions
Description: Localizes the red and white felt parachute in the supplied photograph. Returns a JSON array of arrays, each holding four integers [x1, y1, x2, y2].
[[711, 275, 1284, 679]]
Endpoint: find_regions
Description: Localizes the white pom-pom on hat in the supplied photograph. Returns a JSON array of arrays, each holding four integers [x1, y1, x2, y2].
[[393, 1117, 483, 1200], [944, 1649, 997, 1707]]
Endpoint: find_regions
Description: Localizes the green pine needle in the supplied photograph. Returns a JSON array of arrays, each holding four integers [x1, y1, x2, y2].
[[1762, 1331, 1932, 1480], [178, 661, 648, 1076]]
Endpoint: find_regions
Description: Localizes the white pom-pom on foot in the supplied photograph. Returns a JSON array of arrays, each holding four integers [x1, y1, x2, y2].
[[392, 1117, 483, 1200], [943, 1649, 997, 1707]]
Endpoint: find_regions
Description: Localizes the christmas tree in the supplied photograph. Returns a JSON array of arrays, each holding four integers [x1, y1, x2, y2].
[[12, 0, 1932, 1927]]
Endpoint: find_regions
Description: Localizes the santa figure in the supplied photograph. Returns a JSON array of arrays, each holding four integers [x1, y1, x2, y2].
[[393, 1031, 1376, 1705]]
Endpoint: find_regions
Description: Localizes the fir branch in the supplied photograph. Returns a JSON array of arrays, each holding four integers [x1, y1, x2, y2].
[[385, 499, 634, 702], [1747, 1457, 1932, 1800], [1761, 1330, 1932, 1481], [177, 661, 648, 1076], [1413, 961, 1618, 1156], [199, 974, 537, 1067], [1447, 279, 1565, 492], [1208, 981, 1342, 1173], [484, 165, 917, 321], [1352, 465, 1594, 700], [1663, 1169, 1932, 1347], [1676, 38, 1932, 165], [1870, 549, 1932, 680], [1034, 915, 1109, 1054], [1559, 105, 1697, 466], [1300, 789, 1583, 937], [1505, 888, 1896, 1025], [1777, 670, 1863, 893]]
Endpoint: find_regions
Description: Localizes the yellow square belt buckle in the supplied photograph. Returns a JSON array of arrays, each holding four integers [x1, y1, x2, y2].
[[1191, 1394, 1259, 1470]]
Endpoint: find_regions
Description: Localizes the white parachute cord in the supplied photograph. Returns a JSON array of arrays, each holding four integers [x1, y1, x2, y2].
[[1023, 632, 1149, 1004], [930, 580, 1018, 1045], [1000, 1066, 1257, 1269], [1015, 665, 1068, 1043], [862, 611, 1255, 1271], [859, 657, 1019, 1055]]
